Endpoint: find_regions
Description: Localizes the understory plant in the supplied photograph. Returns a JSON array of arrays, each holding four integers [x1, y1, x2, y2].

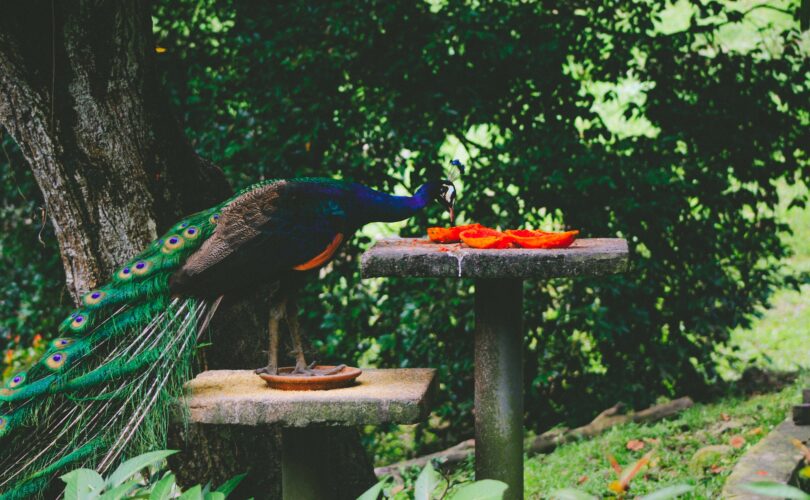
[[59, 450, 245, 500], [359, 461, 507, 500]]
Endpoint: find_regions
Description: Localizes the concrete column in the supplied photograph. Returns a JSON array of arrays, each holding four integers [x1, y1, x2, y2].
[[474, 278, 524, 499]]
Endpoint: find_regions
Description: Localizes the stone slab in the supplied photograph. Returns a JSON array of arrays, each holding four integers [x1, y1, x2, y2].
[[361, 237, 629, 279], [184, 368, 436, 427], [722, 417, 810, 499]]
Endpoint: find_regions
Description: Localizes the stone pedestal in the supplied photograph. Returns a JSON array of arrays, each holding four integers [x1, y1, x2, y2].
[[361, 237, 629, 499], [184, 368, 436, 499]]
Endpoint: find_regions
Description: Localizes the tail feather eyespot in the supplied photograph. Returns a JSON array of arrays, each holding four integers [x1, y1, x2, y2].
[[161, 235, 185, 254], [209, 213, 220, 224], [45, 352, 68, 371], [7, 373, 26, 388], [117, 266, 134, 280], [132, 260, 152, 276], [69, 314, 88, 331], [83, 290, 106, 306], [183, 226, 200, 240], [52, 338, 74, 350]]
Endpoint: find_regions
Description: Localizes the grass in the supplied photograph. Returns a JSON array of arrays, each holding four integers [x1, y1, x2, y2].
[[516, 182, 810, 498], [525, 380, 805, 498]]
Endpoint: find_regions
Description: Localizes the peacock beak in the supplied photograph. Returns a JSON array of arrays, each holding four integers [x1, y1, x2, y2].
[[449, 206, 455, 224]]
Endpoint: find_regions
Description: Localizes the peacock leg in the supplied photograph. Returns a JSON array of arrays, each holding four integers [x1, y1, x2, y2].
[[254, 298, 286, 375], [285, 296, 311, 375], [285, 295, 346, 376]]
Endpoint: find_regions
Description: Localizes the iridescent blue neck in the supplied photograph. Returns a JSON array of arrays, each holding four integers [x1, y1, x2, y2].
[[353, 182, 439, 224]]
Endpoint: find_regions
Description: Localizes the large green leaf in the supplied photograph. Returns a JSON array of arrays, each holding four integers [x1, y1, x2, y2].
[[215, 472, 247, 497], [548, 488, 597, 500], [149, 472, 177, 500], [640, 484, 694, 500], [357, 478, 388, 500], [61, 468, 105, 500], [99, 479, 140, 500], [742, 482, 810, 499], [179, 484, 204, 500], [448, 480, 509, 500], [106, 450, 178, 489], [414, 462, 442, 500]]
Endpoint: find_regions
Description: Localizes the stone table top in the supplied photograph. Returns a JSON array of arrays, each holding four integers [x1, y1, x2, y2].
[[361, 237, 629, 279], [184, 368, 436, 427]]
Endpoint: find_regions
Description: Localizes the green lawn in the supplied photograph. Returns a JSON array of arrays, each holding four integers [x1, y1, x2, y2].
[[520, 181, 810, 498], [525, 380, 804, 498]]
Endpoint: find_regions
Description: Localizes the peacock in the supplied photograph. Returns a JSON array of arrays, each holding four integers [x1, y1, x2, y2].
[[0, 173, 458, 499]]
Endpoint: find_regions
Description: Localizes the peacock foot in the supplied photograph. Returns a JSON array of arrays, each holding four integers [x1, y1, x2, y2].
[[290, 361, 347, 377], [254, 364, 278, 375]]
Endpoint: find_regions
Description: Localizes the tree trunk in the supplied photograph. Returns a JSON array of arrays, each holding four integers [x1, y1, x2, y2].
[[0, 1, 374, 498]]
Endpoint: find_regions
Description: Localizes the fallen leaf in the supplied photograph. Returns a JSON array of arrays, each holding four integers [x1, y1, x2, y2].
[[390, 484, 404, 495], [710, 464, 723, 474], [618, 453, 652, 490], [644, 437, 661, 445], [729, 435, 746, 448], [155, 46, 167, 54], [577, 475, 588, 485], [756, 470, 769, 476], [626, 439, 645, 451], [607, 454, 622, 475], [748, 427, 763, 436], [791, 438, 810, 463], [721, 413, 731, 421]]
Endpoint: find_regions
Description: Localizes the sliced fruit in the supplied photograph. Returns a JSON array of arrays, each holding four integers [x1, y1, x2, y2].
[[459, 227, 513, 249], [427, 223, 484, 243], [504, 229, 579, 249]]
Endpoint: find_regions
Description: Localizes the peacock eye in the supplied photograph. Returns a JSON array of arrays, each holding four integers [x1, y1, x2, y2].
[[46, 352, 68, 370], [117, 266, 133, 280], [133, 260, 151, 275], [52, 338, 73, 349], [84, 290, 106, 305], [69, 314, 89, 331], [162, 235, 185, 254], [8, 373, 25, 388]]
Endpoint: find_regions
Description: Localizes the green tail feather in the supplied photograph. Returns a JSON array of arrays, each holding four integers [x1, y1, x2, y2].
[[0, 202, 229, 499]]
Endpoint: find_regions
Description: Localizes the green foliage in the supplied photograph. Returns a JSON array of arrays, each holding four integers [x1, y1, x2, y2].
[[359, 461, 508, 499], [0, 134, 68, 374], [523, 373, 805, 497], [149, 0, 810, 450], [58, 450, 244, 500], [742, 481, 810, 499], [549, 484, 694, 500], [2, 0, 808, 457]]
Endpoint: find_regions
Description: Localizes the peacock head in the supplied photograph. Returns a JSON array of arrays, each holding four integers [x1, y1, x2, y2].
[[436, 158, 464, 223], [437, 180, 457, 223]]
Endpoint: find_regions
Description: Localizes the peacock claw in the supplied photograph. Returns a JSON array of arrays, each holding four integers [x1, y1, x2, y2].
[[254, 365, 278, 376], [289, 362, 347, 377]]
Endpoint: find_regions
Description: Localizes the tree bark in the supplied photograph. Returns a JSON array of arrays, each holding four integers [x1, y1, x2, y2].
[[0, 0, 229, 300], [0, 1, 374, 498]]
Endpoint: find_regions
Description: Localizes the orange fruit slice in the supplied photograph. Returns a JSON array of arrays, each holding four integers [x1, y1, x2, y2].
[[459, 227, 513, 249], [427, 223, 484, 243], [504, 229, 579, 249]]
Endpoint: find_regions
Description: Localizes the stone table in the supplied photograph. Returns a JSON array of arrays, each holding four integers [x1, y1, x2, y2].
[[361, 238, 629, 499], [185, 368, 436, 499]]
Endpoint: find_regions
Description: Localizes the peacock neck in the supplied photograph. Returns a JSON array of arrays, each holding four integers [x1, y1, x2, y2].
[[353, 182, 437, 224]]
